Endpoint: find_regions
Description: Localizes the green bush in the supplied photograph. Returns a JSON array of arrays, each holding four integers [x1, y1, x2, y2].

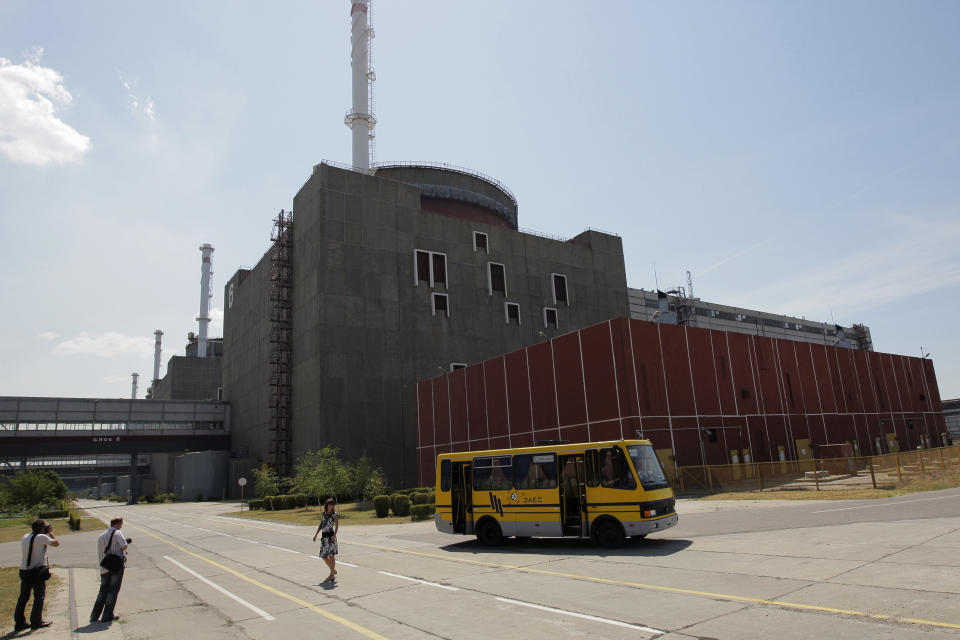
[[372, 495, 391, 518], [247, 499, 263, 510], [68, 511, 82, 531], [391, 494, 410, 517], [410, 504, 436, 521], [427, 491, 435, 504], [389, 493, 405, 512], [37, 509, 67, 519], [411, 492, 430, 505], [136, 496, 147, 504]]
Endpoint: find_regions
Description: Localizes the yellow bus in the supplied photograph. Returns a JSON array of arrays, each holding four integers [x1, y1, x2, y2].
[[435, 439, 677, 547]]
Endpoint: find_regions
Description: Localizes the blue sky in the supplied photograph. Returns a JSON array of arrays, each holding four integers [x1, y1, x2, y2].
[[1, 1, 958, 400]]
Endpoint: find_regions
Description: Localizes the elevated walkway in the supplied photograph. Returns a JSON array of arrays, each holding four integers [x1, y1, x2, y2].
[[0, 396, 230, 457]]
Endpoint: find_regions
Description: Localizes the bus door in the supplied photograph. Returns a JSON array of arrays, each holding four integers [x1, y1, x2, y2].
[[451, 461, 473, 534], [558, 454, 586, 537]]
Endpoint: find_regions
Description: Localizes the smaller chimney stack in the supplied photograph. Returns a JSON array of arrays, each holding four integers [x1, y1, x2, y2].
[[197, 244, 214, 357], [131, 373, 139, 399], [152, 330, 163, 387]]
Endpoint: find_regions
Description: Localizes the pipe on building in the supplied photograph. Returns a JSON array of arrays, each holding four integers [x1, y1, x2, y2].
[[131, 373, 138, 399]]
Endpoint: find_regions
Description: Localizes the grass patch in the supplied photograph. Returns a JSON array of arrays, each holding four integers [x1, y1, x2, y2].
[[691, 473, 960, 501], [0, 518, 87, 543], [231, 501, 412, 526], [0, 566, 62, 634]]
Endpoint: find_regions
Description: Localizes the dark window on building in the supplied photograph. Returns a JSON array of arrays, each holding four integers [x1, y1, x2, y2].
[[705, 428, 717, 443], [544, 307, 558, 328], [514, 453, 558, 490], [450, 363, 467, 371], [416, 250, 431, 284], [432, 253, 447, 287], [552, 273, 568, 305], [740, 388, 751, 400], [785, 373, 795, 408], [415, 250, 447, 288], [489, 262, 506, 295], [473, 231, 488, 252], [719, 355, 728, 378], [432, 293, 449, 317], [506, 302, 520, 325]]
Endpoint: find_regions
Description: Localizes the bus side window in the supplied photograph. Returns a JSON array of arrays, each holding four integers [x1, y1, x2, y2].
[[599, 447, 636, 490], [489, 456, 513, 491], [515, 453, 558, 490], [440, 459, 451, 492], [585, 449, 599, 487], [473, 457, 492, 491]]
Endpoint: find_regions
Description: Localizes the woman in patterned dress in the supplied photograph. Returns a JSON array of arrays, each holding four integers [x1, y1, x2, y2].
[[313, 498, 339, 582]]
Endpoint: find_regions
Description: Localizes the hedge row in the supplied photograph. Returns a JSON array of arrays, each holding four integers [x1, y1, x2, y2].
[[247, 494, 324, 510], [410, 504, 436, 521]]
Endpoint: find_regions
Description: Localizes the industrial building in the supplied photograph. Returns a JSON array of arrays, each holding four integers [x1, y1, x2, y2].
[[5, 1, 949, 497], [415, 317, 947, 485], [223, 162, 630, 483]]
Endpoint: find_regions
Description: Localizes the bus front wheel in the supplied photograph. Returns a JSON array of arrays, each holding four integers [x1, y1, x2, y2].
[[476, 519, 504, 546], [591, 518, 626, 548]]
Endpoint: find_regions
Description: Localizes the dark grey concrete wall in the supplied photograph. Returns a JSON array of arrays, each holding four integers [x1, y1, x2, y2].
[[152, 356, 222, 401], [224, 163, 629, 486], [222, 257, 273, 460]]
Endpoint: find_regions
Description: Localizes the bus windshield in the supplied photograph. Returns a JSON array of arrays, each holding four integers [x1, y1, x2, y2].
[[626, 445, 670, 490]]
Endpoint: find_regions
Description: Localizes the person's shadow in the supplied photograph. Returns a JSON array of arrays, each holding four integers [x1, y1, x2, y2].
[[318, 580, 338, 591], [75, 621, 115, 634]]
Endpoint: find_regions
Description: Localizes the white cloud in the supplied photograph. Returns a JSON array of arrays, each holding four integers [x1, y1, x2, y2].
[[117, 71, 156, 122], [739, 216, 960, 321], [0, 48, 91, 166], [210, 307, 223, 333], [52, 332, 154, 358], [39, 331, 59, 341]]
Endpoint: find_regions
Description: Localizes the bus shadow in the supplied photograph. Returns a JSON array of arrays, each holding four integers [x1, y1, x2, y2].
[[439, 536, 692, 557]]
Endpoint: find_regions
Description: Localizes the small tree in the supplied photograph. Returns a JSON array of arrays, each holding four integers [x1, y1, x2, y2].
[[290, 446, 351, 504], [350, 455, 381, 508], [1, 470, 67, 511], [251, 465, 280, 499], [363, 469, 387, 508]]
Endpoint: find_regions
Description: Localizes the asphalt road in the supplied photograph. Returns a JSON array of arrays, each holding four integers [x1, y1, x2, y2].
[[2, 489, 960, 639]]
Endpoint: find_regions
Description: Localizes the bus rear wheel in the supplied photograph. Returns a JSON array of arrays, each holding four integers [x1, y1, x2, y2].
[[476, 519, 504, 546], [592, 519, 626, 548]]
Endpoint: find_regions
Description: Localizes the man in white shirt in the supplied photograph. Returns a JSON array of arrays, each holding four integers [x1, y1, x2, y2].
[[14, 519, 59, 631], [89, 517, 130, 623]]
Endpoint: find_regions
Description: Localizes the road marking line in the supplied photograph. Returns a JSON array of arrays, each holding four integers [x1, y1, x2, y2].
[[236, 537, 260, 544], [378, 571, 458, 591], [348, 541, 960, 630], [164, 555, 275, 621], [196, 527, 213, 532], [811, 494, 960, 513], [337, 561, 359, 567], [265, 544, 300, 554], [85, 511, 390, 640], [495, 597, 662, 634]]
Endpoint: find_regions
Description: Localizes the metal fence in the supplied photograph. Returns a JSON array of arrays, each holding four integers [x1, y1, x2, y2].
[[671, 445, 960, 494]]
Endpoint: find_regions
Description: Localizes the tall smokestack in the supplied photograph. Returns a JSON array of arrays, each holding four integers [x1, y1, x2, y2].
[[152, 330, 163, 385], [131, 373, 139, 399], [345, 0, 376, 169], [197, 243, 214, 357]]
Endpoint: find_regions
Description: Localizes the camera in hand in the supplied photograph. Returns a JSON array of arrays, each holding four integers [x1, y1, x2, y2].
[[44, 524, 52, 534], [126, 538, 132, 544]]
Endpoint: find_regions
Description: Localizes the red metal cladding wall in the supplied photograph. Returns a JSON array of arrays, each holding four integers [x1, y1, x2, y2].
[[415, 317, 949, 484]]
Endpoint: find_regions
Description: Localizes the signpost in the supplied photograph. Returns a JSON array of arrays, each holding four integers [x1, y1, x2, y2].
[[238, 477, 247, 512]]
